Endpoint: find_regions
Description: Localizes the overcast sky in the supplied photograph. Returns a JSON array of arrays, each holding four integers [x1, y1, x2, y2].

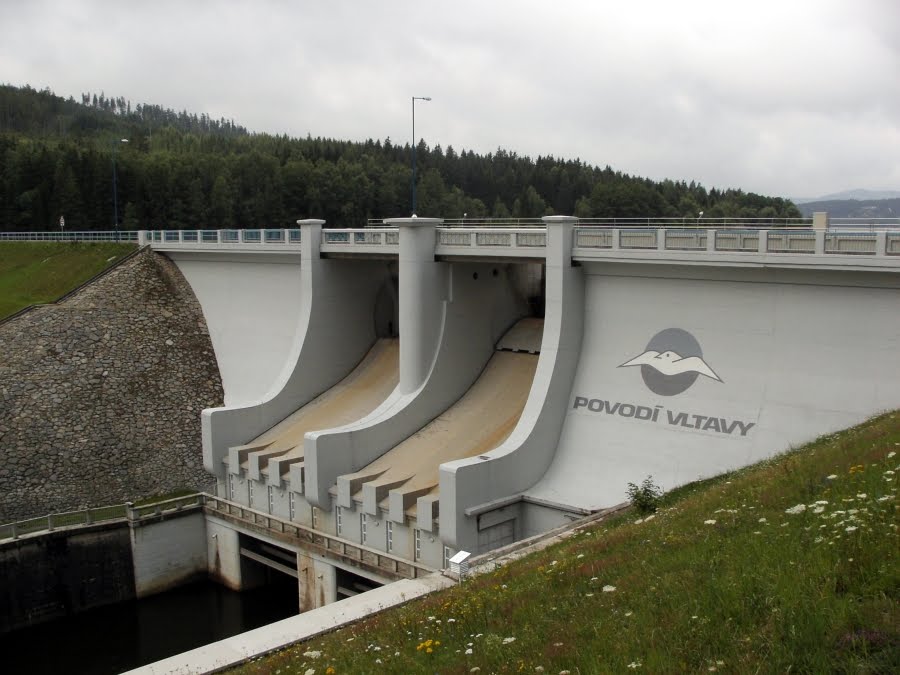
[[2, 0, 898, 199]]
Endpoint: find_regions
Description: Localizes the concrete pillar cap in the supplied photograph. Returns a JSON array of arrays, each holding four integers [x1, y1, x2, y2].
[[542, 215, 577, 225], [296, 219, 326, 226]]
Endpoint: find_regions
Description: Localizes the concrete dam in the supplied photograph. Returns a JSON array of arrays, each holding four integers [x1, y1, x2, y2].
[[131, 216, 900, 605]]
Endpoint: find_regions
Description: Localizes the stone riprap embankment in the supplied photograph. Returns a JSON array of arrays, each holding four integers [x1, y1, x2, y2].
[[0, 248, 223, 523]]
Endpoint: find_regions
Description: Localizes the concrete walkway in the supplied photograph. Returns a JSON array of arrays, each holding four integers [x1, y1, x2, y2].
[[123, 573, 454, 675]]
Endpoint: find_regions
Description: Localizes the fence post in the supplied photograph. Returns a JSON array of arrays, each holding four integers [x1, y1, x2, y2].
[[758, 230, 768, 254], [85, 509, 93, 525], [47, 514, 54, 531], [11, 522, 18, 539], [125, 501, 135, 523]]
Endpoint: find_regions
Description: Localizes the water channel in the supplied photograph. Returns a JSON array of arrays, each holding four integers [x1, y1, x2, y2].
[[0, 576, 299, 675]]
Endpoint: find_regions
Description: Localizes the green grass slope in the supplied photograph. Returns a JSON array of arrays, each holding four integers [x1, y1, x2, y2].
[[234, 412, 899, 674], [0, 242, 136, 319]]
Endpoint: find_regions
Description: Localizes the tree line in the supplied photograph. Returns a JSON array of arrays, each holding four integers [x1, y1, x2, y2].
[[0, 84, 800, 231]]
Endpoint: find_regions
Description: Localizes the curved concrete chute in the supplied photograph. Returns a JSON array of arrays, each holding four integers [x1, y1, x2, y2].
[[234, 338, 400, 488], [199, 221, 397, 478], [304, 260, 529, 510], [335, 347, 539, 521], [439, 217, 584, 552]]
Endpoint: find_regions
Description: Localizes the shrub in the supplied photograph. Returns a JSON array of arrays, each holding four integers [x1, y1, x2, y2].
[[626, 475, 662, 514]]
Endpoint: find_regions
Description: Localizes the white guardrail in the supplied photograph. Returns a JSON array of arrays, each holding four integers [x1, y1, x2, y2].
[[142, 226, 900, 259], [4, 224, 899, 260]]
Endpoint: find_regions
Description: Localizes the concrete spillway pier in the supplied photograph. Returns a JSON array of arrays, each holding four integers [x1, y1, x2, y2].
[[143, 215, 900, 609]]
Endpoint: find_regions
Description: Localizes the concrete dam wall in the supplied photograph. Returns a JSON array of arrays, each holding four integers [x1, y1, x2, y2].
[[0, 248, 223, 522]]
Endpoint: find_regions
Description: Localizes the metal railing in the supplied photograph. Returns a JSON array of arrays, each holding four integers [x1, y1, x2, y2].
[[0, 504, 126, 540], [145, 229, 301, 245], [0, 231, 140, 242], [203, 494, 435, 580]]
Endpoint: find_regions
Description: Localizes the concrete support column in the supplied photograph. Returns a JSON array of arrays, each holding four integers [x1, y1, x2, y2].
[[758, 230, 769, 254], [815, 230, 826, 255], [384, 217, 444, 394], [297, 218, 326, 262], [812, 211, 829, 230], [137, 230, 148, 246], [297, 551, 336, 612], [706, 229, 717, 252]]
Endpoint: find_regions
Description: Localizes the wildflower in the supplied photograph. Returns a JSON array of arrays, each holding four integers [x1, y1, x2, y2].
[[585, 593, 594, 597], [812, 506, 825, 514], [560, 671, 571, 675], [704, 519, 716, 525], [846, 526, 858, 532], [304, 670, 315, 675], [785, 504, 806, 515], [471, 669, 481, 673], [447, 618, 456, 623], [465, 648, 473, 655], [826, 474, 838, 480], [627, 661, 642, 669], [577, 553, 585, 558], [857, 493, 868, 499], [602, 585, 617, 592], [304, 651, 322, 659], [888, 451, 896, 458], [758, 517, 767, 523], [553, 642, 564, 646], [375, 659, 382, 665], [503, 637, 517, 644]]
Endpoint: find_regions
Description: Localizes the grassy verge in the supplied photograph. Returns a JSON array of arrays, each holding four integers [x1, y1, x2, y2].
[[232, 412, 899, 674], [0, 241, 136, 319]]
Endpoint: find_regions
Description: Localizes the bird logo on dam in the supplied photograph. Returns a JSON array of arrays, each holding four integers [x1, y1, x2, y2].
[[618, 328, 722, 396]]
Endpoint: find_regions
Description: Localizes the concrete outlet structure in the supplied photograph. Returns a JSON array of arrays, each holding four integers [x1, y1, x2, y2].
[[143, 216, 900, 608]]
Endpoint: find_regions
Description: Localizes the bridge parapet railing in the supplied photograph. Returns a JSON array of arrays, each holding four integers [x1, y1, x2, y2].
[[320, 228, 399, 250], [202, 494, 435, 579], [436, 227, 546, 256], [574, 227, 899, 259], [144, 229, 302, 247], [0, 504, 126, 541]]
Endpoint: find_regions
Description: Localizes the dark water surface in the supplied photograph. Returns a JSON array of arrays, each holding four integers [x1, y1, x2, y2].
[[0, 577, 299, 675]]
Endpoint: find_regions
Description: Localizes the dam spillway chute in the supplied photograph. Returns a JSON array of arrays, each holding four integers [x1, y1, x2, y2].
[[334, 317, 542, 526], [226, 337, 400, 492]]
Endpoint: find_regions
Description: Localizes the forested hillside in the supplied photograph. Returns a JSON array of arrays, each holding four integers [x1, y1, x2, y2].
[[0, 84, 800, 231]]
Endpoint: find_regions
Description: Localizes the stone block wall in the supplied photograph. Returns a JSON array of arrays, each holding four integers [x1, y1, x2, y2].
[[0, 248, 223, 522]]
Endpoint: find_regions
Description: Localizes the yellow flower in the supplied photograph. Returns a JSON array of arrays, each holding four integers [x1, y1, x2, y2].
[[326, 668, 336, 675], [426, 647, 433, 654]]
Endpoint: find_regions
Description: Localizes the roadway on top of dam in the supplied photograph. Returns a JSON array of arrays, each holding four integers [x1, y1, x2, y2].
[[141, 221, 900, 271]]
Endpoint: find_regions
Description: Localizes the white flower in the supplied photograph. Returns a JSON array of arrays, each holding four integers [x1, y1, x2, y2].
[[585, 593, 594, 597], [888, 451, 896, 458], [812, 506, 825, 514], [627, 661, 642, 669], [303, 651, 322, 659], [816, 500, 829, 505], [551, 560, 558, 566], [602, 585, 617, 592], [857, 493, 868, 499], [465, 648, 473, 655], [704, 519, 717, 525], [625, 611, 633, 617], [503, 637, 517, 644], [785, 504, 806, 515], [304, 670, 315, 675], [846, 526, 858, 532], [826, 474, 838, 480], [758, 517, 767, 523], [375, 659, 382, 665], [577, 554, 584, 559]]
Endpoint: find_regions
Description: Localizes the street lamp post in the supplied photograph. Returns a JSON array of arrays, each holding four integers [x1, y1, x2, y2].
[[411, 96, 431, 215], [112, 138, 129, 240]]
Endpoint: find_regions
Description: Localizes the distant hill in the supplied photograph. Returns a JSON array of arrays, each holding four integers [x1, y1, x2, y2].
[[796, 198, 900, 218], [793, 189, 900, 204]]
